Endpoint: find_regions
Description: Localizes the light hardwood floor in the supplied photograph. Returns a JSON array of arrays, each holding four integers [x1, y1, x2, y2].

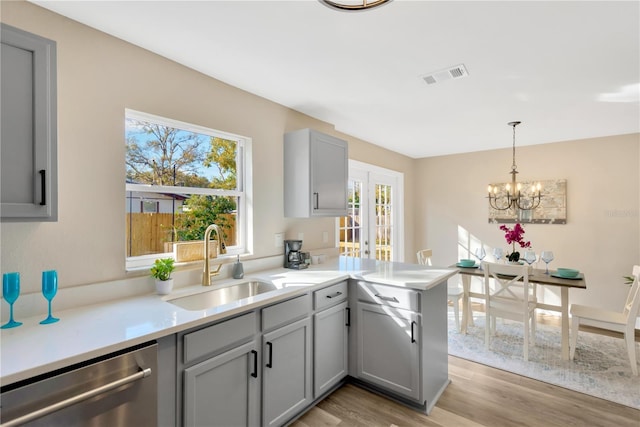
[[292, 356, 640, 427]]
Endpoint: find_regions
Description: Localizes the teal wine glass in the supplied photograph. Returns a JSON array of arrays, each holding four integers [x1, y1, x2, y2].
[[40, 270, 59, 324], [2, 272, 22, 329]]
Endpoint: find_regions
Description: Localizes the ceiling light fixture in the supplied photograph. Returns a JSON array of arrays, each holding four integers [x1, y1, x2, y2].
[[487, 121, 542, 211], [319, 0, 392, 11]]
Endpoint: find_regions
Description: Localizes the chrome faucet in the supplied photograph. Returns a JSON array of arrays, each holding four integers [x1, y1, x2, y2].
[[202, 224, 227, 286]]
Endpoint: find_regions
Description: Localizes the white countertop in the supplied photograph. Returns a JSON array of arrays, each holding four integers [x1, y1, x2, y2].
[[1, 257, 456, 386]]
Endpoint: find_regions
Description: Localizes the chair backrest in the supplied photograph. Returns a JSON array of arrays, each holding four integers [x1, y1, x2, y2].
[[623, 265, 640, 327], [416, 249, 433, 266], [482, 262, 533, 306]]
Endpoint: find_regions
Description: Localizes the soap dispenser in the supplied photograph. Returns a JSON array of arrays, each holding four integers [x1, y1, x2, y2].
[[232, 255, 244, 279]]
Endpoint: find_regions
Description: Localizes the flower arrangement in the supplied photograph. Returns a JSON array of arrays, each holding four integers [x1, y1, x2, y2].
[[499, 223, 531, 262]]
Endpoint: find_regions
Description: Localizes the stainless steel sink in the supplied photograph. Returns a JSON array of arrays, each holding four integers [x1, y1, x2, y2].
[[168, 280, 278, 311]]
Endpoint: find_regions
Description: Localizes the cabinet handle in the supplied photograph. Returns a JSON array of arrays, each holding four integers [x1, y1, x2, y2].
[[374, 294, 399, 303], [326, 291, 342, 299], [266, 342, 273, 368], [39, 170, 46, 206], [251, 350, 258, 378], [0, 367, 151, 427], [345, 307, 351, 327], [411, 321, 417, 343], [313, 192, 319, 209]]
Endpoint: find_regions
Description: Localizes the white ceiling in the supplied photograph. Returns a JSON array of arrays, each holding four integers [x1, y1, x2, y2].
[[31, 0, 639, 158]]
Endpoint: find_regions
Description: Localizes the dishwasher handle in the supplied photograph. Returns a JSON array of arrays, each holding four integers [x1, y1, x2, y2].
[[0, 367, 152, 427]]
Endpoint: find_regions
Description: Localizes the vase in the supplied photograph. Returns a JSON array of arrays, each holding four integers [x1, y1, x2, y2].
[[155, 278, 173, 295]]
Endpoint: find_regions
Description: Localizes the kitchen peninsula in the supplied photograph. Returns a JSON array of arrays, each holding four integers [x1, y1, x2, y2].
[[1, 257, 457, 426]]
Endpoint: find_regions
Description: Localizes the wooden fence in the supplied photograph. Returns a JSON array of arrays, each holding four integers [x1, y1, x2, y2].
[[126, 213, 236, 257], [339, 241, 392, 261]]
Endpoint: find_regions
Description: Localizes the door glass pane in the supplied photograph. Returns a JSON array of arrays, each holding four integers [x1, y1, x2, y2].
[[339, 179, 363, 257], [375, 184, 392, 261]]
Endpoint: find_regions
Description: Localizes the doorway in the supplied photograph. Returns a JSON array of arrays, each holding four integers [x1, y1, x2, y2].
[[338, 160, 404, 261]]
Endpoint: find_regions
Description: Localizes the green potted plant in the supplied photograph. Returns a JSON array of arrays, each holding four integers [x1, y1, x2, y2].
[[150, 257, 175, 295]]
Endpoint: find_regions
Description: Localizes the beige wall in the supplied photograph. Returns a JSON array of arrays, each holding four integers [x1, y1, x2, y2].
[[415, 133, 640, 311], [0, 1, 415, 294]]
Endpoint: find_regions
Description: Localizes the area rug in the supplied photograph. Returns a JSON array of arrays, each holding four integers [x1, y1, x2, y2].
[[447, 309, 640, 409]]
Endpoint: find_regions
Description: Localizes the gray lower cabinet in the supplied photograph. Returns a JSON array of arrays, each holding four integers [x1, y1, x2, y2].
[[183, 340, 260, 427], [356, 301, 421, 400], [352, 279, 449, 414], [1, 23, 57, 221], [262, 316, 312, 427], [157, 335, 178, 426], [313, 300, 349, 397], [173, 278, 447, 424], [178, 311, 259, 427]]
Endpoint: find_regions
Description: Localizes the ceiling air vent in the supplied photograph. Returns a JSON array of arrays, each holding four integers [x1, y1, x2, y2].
[[422, 64, 469, 85]]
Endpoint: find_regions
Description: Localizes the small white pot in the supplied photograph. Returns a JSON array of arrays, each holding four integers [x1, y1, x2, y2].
[[155, 278, 174, 295]]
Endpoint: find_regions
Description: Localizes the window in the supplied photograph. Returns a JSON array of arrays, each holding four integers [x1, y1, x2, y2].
[[141, 200, 159, 214], [125, 109, 251, 269]]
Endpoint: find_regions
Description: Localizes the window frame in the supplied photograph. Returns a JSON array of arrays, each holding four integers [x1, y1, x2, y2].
[[124, 109, 251, 271]]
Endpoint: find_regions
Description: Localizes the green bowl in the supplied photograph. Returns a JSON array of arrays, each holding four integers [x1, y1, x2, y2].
[[458, 259, 475, 267], [556, 268, 579, 278]]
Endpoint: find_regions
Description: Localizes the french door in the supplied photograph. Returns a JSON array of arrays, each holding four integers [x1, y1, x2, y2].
[[339, 161, 403, 261]]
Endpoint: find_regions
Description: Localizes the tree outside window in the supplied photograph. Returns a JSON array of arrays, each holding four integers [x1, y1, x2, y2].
[[125, 110, 246, 265]]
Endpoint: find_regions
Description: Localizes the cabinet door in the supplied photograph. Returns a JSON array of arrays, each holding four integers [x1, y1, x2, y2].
[[356, 302, 421, 400], [262, 317, 312, 427], [1, 24, 57, 221], [183, 340, 259, 427], [284, 128, 347, 218], [314, 301, 349, 397], [310, 131, 347, 216]]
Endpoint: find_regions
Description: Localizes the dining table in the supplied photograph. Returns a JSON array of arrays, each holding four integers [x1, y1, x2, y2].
[[454, 265, 587, 360]]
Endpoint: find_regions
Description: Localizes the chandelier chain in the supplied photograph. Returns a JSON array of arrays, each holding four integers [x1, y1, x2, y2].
[[509, 121, 520, 172], [512, 123, 517, 171]]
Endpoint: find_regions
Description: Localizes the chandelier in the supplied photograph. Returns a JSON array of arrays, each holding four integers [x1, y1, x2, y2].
[[487, 121, 542, 211], [319, 0, 392, 11]]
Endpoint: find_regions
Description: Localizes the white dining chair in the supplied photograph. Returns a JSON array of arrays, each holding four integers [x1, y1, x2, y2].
[[417, 249, 464, 331], [570, 265, 640, 375], [416, 249, 433, 266], [483, 262, 537, 360]]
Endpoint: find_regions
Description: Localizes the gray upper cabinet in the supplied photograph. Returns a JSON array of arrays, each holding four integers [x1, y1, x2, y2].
[[1, 24, 57, 221], [284, 129, 348, 217]]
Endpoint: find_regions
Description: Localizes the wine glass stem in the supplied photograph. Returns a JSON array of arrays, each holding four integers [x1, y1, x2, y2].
[[48, 300, 52, 318], [9, 303, 14, 322]]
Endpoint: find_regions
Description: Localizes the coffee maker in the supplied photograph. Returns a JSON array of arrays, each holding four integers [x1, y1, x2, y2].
[[284, 240, 308, 269]]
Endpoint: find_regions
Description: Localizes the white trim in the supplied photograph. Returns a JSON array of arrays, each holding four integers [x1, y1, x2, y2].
[[125, 108, 245, 143], [125, 183, 243, 197]]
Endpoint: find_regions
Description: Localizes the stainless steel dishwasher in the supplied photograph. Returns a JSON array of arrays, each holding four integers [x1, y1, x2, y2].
[[0, 341, 157, 426]]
